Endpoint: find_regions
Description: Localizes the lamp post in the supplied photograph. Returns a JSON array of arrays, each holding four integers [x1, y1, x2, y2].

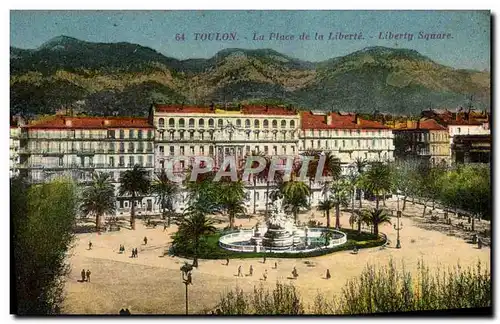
[[180, 262, 193, 315], [394, 210, 403, 249]]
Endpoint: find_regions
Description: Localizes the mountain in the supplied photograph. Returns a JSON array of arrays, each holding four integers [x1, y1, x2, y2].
[[10, 36, 490, 117]]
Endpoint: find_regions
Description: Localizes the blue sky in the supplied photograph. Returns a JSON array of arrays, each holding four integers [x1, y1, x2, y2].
[[10, 10, 490, 70]]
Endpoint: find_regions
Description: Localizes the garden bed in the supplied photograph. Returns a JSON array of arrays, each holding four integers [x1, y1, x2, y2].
[[170, 227, 386, 260]]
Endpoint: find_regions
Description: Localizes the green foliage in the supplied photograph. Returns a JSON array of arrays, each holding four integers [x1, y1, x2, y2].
[[80, 172, 116, 232], [360, 161, 392, 209], [356, 208, 392, 236], [12, 177, 78, 314], [215, 260, 490, 314], [119, 165, 151, 229], [280, 180, 311, 223], [151, 170, 179, 225]]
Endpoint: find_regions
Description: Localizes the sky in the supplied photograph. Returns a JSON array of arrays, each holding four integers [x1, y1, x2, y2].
[[10, 10, 490, 70]]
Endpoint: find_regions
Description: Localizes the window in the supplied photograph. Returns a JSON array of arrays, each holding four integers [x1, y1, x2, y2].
[[291, 146, 295, 154], [209, 146, 214, 155], [58, 157, 63, 166], [282, 146, 286, 155], [107, 130, 115, 138], [190, 132, 194, 140], [457, 127, 461, 134], [129, 156, 134, 167], [180, 132, 184, 140], [128, 142, 134, 152], [147, 142, 153, 152], [129, 129, 134, 138], [290, 120, 295, 128], [255, 120, 260, 128], [109, 157, 115, 167], [148, 130, 153, 139], [119, 156, 125, 166], [357, 140, 360, 147], [280, 120, 286, 129], [169, 118, 175, 127], [256, 192, 260, 201], [263, 120, 269, 128], [372, 139, 376, 147], [218, 119, 223, 128], [318, 130, 322, 137], [264, 146, 269, 154], [208, 119, 214, 128], [119, 130, 125, 139], [137, 142, 144, 152], [147, 155, 153, 166], [179, 119, 185, 128], [119, 142, 125, 152], [159, 118, 165, 128], [310, 140, 314, 148], [169, 146, 174, 156], [236, 119, 242, 128], [180, 146, 185, 155], [200, 146, 205, 155], [342, 140, 346, 148], [199, 119, 204, 128], [138, 156, 144, 166], [317, 140, 321, 148], [272, 120, 278, 128], [188, 118, 195, 128], [159, 146, 164, 155], [190, 146, 195, 155], [245, 119, 251, 128], [273, 146, 277, 155], [138, 130, 143, 139]]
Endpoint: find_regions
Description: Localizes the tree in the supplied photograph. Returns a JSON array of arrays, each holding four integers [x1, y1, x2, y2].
[[119, 165, 151, 230], [176, 204, 217, 268], [330, 177, 351, 229], [319, 152, 342, 200], [390, 161, 419, 211], [317, 199, 335, 228], [281, 180, 310, 224], [80, 172, 116, 232], [151, 169, 178, 226], [219, 180, 247, 228], [12, 177, 78, 314], [361, 208, 392, 237], [361, 161, 392, 210], [353, 158, 368, 208]]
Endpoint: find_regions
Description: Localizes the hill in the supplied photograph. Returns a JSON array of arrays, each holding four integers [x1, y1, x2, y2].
[[10, 36, 490, 117]]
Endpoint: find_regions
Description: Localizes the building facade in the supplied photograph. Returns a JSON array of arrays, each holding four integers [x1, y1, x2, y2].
[[10, 126, 20, 177], [16, 115, 157, 217]]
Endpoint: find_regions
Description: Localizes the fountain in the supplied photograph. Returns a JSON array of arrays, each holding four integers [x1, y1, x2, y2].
[[219, 197, 347, 254]]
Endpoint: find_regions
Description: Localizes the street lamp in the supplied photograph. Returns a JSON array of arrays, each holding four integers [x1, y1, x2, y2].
[[180, 262, 193, 315], [394, 210, 403, 249]]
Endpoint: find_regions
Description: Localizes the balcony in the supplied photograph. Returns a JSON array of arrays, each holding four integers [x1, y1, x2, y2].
[[42, 150, 65, 157], [76, 149, 96, 156]]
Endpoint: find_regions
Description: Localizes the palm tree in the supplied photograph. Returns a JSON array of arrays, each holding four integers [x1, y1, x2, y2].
[[119, 165, 151, 230], [300, 150, 320, 204], [151, 169, 179, 227], [320, 152, 342, 200], [354, 158, 368, 208], [219, 180, 246, 228], [330, 177, 351, 229], [80, 172, 116, 232], [362, 208, 392, 236], [178, 207, 217, 268], [281, 180, 310, 224], [317, 199, 335, 228], [362, 161, 392, 210]]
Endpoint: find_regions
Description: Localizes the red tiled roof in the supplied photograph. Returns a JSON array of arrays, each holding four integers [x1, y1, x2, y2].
[[27, 116, 153, 130], [154, 104, 215, 114], [394, 119, 447, 131], [300, 112, 389, 130], [241, 105, 297, 116]]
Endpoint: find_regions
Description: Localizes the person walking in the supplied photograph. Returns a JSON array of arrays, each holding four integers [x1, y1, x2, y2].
[[249, 265, 253, 276], [163, 223, 167, 232], [237, 265, 242, 277], [144, 236, 148, 245], [88, 241, 92, 250], [226, 258, 230, 266], [263, 269, 268, 281], [263, 255, 266, 264], [134, 248, 138, 257], [326, 269, 331, 279], [274, 262, 278, 269], [81, 269, 86, 282], [86, 269, 91, 282]]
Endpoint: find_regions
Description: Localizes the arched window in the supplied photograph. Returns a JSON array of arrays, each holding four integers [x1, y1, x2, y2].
[[255, 120, 260, 128], [158, 118, 165, 128], [189, 118, 195, 128], [263, 120, 269, 128], [199, 119, 204, 128], [281, 120, 286, 128], [168, 118, 175, 127], [218, 119, 223, 128], [272, 120, 278, 128], [245, 119, 251, 128], [208, 119, 214, 128], [290, 120, 295, 128], [236, 119, 242, 128], [179, 119, 185, 128]]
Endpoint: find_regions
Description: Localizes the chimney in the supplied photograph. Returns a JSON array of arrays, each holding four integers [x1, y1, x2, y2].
[[65, 118, 72, 127], [104, 119, 110, 126], [210, 102, 215, 111], [325, 113, 332, 125], [355, 114, 361, 125], [265, 105, 269, 112], [416, 119, 420, 129]]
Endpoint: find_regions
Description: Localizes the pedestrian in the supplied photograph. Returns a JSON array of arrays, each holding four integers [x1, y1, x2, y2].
[[263, 269, 268, 281], [86, 269, 91, 282], [292, 267, 298, 278], [144, 236, 148, 245], [263, 255, 266, 264], [163, 223, 167, 232], [226, 258, 230, 266], [88, 241, 92, 250], [249, 265, 253, 276], [274, 262, 278, 269], [238, 265, 242, 277], [81, 269, 86, 282], [326, 269, 331, 279], [131, 249, 135, 258], [135, 248, 138, 257]]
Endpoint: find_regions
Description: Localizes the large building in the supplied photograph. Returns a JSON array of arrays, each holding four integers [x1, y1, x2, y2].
[[16, 115, 157, 217], [393, 118, 450, 166]]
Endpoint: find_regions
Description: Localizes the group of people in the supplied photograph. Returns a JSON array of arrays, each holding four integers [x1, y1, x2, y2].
[[131, 248, 139, 258], [119, 245, 126, 254], [80, 269, 91, 282]]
